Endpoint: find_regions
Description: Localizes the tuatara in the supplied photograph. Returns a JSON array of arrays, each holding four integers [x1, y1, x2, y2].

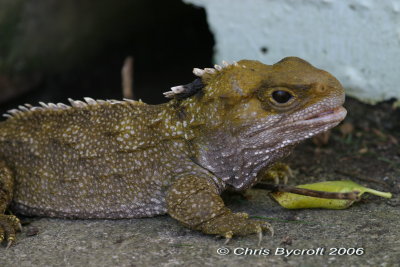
[[0, 57, 346, 247]]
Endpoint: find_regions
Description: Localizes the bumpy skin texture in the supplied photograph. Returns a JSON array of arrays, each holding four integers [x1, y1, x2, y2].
[[0, 57, 346, 245]]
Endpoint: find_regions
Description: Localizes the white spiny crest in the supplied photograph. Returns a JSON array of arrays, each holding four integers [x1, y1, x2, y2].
[[165, 60, 244, 98], [193, 68, 205, 77], [214, 64, 222, 71], [123, 98, 135, 103], [39, 102, 49, 108], [7, 109, 21, 115], [18, 105, 29, 112], [84, 97, 97, 105], [29, 107, 43, 111], [1, 60, 247, 118], [57, 103, 70, 109], [68, 98, 87, 108], [170, 85, 185, 94], [163, 91, 175, 98], [193, 60, 238, 78], [2, 97, 139, 119], [204, 68, 216, 74], [163, 85, 186, 98], [106, 99, 123, 104], [222, 60, 229, 67], [48, 103, 58, 109]]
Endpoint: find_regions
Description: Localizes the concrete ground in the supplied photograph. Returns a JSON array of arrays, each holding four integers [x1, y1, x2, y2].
[[1, 189, 399, 267]]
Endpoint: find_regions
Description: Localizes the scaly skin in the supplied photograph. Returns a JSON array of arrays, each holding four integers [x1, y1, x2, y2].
[[0, 57, 346, 246]]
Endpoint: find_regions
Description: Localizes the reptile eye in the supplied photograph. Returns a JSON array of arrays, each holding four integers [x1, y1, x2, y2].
[[272, 90, 292, 104]]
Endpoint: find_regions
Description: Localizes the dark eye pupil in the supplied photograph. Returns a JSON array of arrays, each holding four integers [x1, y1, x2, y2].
[[272, 90, 292, 104]]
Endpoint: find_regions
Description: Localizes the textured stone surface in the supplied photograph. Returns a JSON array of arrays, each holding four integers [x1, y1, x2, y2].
[[0, 188, 399, 266]]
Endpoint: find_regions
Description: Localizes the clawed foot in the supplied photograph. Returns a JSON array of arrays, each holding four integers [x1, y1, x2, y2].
[[0, 214, 22, 248], [258, 162, 293, 184], [200, 212, 273, 245]]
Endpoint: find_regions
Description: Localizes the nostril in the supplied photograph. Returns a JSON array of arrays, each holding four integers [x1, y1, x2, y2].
[[315, 83, 327, 93]]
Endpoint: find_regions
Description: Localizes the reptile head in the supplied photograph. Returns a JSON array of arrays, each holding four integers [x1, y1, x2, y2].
[[167, 57, 346, 190]]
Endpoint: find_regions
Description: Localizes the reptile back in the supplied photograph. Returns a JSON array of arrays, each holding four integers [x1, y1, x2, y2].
[[0, 100, 185, 218]]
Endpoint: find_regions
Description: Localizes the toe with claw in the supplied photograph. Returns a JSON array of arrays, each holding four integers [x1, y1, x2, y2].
[[258, 162, 293, 184], [0, 214, 22, 248], [199, 211, 274, 245]]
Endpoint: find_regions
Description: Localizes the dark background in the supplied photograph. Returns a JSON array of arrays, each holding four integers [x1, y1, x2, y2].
[[0, 0, 214, 115]]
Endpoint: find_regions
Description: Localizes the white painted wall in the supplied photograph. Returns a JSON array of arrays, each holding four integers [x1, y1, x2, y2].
[[184, 0, 400, 104]]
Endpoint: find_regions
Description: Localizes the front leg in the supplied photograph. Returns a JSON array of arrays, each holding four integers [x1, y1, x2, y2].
[[166, 175, 273, 244], [0, 160, 22, 248]]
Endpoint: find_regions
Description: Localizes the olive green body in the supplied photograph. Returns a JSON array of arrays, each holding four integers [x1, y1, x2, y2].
[[0, 57, 346, 246]]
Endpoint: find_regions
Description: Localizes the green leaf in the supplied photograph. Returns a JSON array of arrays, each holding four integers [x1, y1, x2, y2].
[[271, 180, 392, 209]]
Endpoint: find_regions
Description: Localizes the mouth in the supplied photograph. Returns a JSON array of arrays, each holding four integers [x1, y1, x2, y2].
[[301, 106, 347, 125]]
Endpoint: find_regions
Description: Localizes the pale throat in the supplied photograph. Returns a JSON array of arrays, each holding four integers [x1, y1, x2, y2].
[[193, 123, 297, 190]]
